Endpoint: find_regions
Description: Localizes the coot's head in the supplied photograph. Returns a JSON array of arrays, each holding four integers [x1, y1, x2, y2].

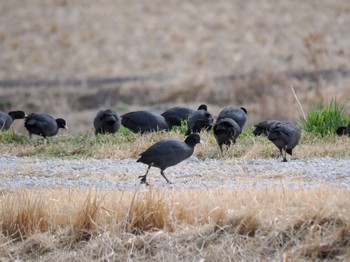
[[240, 107, 248, 114], [8, 110, 26, 120], [184, 133, 201, 146], [336, 126, 346, 136], [197, 104, 208, 111], [252, 127, 265, 136], [56, 118, 68, 130]]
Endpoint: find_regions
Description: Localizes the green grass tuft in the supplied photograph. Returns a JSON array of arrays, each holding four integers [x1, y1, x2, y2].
[[299, 98, 349, 137], [0, 130, 30, 144], [171, 119, 189, 135], [240, 127, 255, 138], [118, 126, 140, 138]]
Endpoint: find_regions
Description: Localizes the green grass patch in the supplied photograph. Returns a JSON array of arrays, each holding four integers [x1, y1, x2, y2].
[[1, 120, 349, 160], [0, 130, 30, 144], [115, 103, 130, 112], [170, 119, 189, 135], [299, 98, 349, 137], [0, 129, 141, 159]]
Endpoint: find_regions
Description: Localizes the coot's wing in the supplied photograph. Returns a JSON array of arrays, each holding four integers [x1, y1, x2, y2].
[[138, 140, 191, 168], [270, 122, 294, 137], [25, 113, 57, 136], [29, 113, 55, 123]]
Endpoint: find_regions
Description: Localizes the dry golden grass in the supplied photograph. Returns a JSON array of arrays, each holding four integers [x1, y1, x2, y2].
[[1, 0, 350, 132], [1, 188, 350, 260]]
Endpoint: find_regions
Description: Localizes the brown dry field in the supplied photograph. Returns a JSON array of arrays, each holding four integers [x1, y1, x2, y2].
[[1, 0, 350, 133]]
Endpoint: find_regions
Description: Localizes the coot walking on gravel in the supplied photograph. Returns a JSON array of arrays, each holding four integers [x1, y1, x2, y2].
[[186, 105, 214, 135], [24, 113, 68, 138], [93, 109, 121, 135], [336, 123, 350, 136], [121, 110, 180, 134], [137, 133, 201, 184], [264, 121, 301, 162], [0, 110, 26, 131], [213, 107, 247, 152]]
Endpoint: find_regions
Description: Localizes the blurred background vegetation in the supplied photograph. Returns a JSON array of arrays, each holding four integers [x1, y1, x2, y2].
[[0, 0, 349, 133]]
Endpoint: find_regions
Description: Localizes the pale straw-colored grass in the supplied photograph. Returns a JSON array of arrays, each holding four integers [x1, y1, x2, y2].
[[1, 188, 350, 260]]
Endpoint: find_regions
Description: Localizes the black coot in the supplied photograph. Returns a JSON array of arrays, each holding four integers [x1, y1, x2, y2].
[[253, 120, 279, 136], [121, 110, 180, 134], [137, 133, 201, 184], [161, 106, 195, 125], [213, 117, 241, 153], [186, 104, 214, 135], [217, 107, 247, 130], [336, 123, 350, 136], [265, 121, 301, 162], [213, 107, 247, 152], [0, 111, 26, 131], [93, 109, 121, 135], [24, 113, 68, 138]]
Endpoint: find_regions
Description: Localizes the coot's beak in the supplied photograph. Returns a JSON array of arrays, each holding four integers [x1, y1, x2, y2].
[[64, 125, 69, 130], [200, 140, 203, 144]]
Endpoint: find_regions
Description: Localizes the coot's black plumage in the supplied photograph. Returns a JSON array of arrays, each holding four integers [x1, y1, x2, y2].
[[336, 123, 350, 136], [0, 111, 26, 131], [265, 121, 301, 162], [213, 106, 247, 152], [137, 133, 201, 184], [121, 110, 180, 134], [161, 106, 195, 124], [24, 113, 68, 138], [216, 107, 247, 130], [253, 120, 280, 136], [186, 104, 214, 135], [213, 117, 241, 153], [93, 109, 121, 135]]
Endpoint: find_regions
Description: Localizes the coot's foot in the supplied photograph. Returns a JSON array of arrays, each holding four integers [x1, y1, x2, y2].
[[138, 175, 149, 185]]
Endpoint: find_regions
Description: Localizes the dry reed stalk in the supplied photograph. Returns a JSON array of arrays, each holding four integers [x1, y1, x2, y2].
[[290, 84, 306, 121]]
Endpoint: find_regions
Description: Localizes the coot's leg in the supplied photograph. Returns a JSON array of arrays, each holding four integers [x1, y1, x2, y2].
[[138, 165, 151, 185], [160, 170, 172, 184], [278, 148, 283, 160], [282, 146, 288, 162], [219, 143, 223, 154]]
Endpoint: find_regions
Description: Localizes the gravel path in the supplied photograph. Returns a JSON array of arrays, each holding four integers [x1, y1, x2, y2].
[[1, 155, 350, 190]]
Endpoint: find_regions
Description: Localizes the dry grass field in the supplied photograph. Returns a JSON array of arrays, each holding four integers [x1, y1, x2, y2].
[[1, 0, 350, 132], [1, 188, 350, 261], [1, 0, 350, 260]]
